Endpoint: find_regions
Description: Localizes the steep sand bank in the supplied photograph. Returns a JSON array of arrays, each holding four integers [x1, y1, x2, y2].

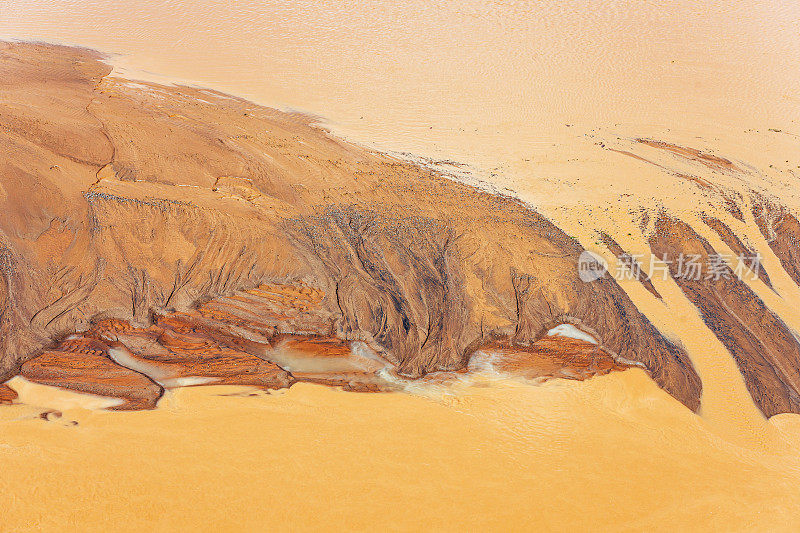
[[3, 41, 800, 418], [0, 42, 700, 409], [2, 39, 800, 531], [2, 2, 800, 529]]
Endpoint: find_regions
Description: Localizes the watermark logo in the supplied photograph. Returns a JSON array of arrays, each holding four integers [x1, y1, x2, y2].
[[578, 250, 609, 282], [577, 250, 764, 283]]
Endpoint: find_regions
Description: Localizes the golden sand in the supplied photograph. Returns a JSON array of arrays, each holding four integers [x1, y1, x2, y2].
[[2, 375, 800, 532], [2, 2, 800, 530]]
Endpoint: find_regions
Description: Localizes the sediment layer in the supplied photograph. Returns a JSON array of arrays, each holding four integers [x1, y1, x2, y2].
[[13, 282, 641, 408], [0, 383, 16, 404], [649, 214, 800, 416], [1, 41, 798, 415], [476, 336, 634, 381]]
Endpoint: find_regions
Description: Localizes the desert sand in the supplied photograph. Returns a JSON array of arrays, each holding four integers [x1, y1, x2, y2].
[[2, 1, 800, 531]]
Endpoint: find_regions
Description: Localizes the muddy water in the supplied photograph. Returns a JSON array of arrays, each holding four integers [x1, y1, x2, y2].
[[3, 1, 800, 530]]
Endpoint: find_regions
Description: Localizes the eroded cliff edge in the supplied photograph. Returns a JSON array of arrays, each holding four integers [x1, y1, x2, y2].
[[2, 41, 796, 415]]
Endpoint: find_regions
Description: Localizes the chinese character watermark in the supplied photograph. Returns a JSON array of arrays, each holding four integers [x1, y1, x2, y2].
[[578, 251, 763, 283]]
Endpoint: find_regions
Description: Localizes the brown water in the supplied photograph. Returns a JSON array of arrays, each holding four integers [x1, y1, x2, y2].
[[3, 2, 800, 531]]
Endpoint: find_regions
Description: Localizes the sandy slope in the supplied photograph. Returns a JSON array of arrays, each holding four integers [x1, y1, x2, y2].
[[2, 38, 800, 531], [3, 41, 800, 417], [0, 42, 701, 406]]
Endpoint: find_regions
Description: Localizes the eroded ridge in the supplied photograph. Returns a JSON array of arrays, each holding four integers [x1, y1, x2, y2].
[[752, 197, 800, 289], [10, 282, 640, 409], [5, 42, 799, 417], [0, 41, 733, 412], [650, 214, 800, 416]]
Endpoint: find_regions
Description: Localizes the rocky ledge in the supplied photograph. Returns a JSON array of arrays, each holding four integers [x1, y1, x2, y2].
[[11, 282, 638, 409]]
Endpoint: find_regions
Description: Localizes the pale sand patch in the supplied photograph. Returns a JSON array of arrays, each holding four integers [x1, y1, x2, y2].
[[6, 376, 124, 411], [546, 324, 598, 344]]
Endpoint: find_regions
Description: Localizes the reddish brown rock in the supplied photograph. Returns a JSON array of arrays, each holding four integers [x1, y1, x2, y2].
[[138, 306, 386, 392], [476, 336, 635, 381], [89, 300, 393, 398], [271, 334, 393, 391], [98, 324, 294, 391], [0, 383, 17, 404], [196, 283, 333, 337], [20, 337, 163, 410]]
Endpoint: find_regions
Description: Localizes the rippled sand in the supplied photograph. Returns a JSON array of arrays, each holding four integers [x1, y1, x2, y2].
[[2, 375, 800, 532], [3, 1, 800, 530]]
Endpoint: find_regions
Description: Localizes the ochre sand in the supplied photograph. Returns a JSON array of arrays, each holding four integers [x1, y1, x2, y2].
[[3, 2, 800, 530], [2, 376, 800, 532]]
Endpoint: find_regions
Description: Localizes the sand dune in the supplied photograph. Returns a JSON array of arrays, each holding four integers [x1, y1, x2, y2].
[[2, 41, 800, 417], [0, 42, 701, 408], [1, 33, 800, 531]]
